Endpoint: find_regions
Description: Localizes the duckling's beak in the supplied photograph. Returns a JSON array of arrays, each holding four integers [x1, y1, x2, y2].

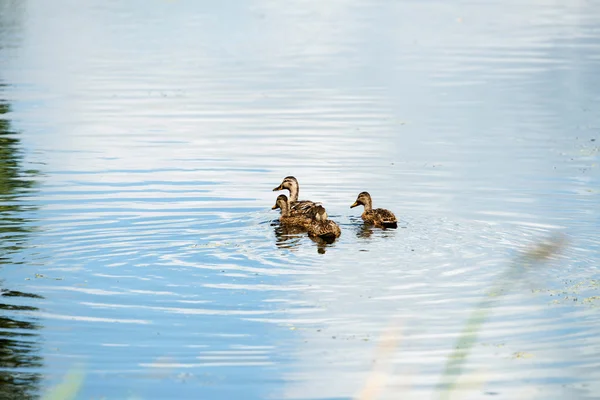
[[350, 201, 359, 208], [271, 204, 279, 210], [273, 184, 283, 191]]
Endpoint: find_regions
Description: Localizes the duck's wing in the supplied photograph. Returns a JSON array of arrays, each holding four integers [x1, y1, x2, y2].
[[328, 220, 342, 237], [281, 215, 312, 228], [291, 200, 320, 217], [375, 208, 397, 223], [309, 220, 341, 239]]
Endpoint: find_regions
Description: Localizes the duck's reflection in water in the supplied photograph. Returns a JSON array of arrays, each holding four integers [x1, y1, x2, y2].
[[272, 222, 306, 250], [309, 235, 336, 254], [356, 222, 375, 239], [272, 221, 340, 254], [355, 219, 402, 239]]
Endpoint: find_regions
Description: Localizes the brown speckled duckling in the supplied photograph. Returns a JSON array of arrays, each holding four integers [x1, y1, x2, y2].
[[350, 191, 397, 229], [308, 205, 341, 240], [273, 176, 319, 217], [271, 194, 312, 228]]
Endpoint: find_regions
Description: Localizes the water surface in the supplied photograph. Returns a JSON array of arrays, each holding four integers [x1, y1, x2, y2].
[[0, 0, 599, 399]]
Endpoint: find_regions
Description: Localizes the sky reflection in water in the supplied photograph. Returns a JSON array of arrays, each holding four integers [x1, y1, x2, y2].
[[0, 0, 599, 399]]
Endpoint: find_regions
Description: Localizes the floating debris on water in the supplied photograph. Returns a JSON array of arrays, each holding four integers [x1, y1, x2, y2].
[[512, 352, 534, 359]]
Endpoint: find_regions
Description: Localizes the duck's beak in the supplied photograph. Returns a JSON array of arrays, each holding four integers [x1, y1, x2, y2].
[[350, 201, 359, 208], [273, 184, 283, 191], [271, 204, 278, 210]]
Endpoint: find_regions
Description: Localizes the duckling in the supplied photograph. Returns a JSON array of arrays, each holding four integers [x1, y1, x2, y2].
[[271, 194, 312, 228], [350, 191, 398, 229], [273, 176, 319, 217], [308, 205, 341, 241]]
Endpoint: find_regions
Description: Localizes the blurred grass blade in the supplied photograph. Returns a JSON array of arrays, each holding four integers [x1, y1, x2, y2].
[[355, 322, 403, 400], [437, 234, 566, 399], [42, 365, 85, 400]]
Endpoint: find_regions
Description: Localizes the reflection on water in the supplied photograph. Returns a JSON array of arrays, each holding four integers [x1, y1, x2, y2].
[[273, 222, 334, 254], [0, 0, 599, 399], [0, 89, 43, 398], [354, 222, 399, 240], [0, 289, 43, 400], [0, 96, 38, 254], [273, 223, 306, 249]]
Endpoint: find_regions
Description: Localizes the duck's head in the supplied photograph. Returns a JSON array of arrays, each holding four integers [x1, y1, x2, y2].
[[313, 205, 328, 221], [351, 191, 372, 208], [273, 176, 298, 192], [271, 194, 289, 211]]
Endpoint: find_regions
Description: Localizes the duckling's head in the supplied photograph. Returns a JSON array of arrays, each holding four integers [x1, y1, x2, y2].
[[273, 176, 298, 192], [350, 191, 372, 208], [313, 205, 328, 221], [271, 194, 289, 211]]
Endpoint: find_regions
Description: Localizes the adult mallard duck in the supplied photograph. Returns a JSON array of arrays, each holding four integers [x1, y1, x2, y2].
[[350, 191, 398, 229], [308, 205, 341, 241], [273, 176, 318, 217], [271, 194, 312, 228]]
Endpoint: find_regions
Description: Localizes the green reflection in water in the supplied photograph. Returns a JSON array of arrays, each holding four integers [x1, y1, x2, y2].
[[0, 92, 39, 257], [0, 89, 44, 399]]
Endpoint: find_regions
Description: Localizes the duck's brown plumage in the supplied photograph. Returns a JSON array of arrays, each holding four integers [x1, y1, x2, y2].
[[308, 206, 341, 240], [273, 176, 319, 217], [272, 194, 312, 228], [350, 191, 397, 229]]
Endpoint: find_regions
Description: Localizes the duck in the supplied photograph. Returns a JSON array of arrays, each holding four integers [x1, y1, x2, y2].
[[350, 191, 398, 229], [271, 194, 312, 228], [273, 176, 319, 217], [308, 205, 341, 241]]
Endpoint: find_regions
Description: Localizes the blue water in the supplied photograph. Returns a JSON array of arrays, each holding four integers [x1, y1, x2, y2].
[[0, 0, 599, 399]]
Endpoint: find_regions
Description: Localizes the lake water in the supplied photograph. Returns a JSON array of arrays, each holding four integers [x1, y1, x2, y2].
[[1, 0, 599, 399]]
